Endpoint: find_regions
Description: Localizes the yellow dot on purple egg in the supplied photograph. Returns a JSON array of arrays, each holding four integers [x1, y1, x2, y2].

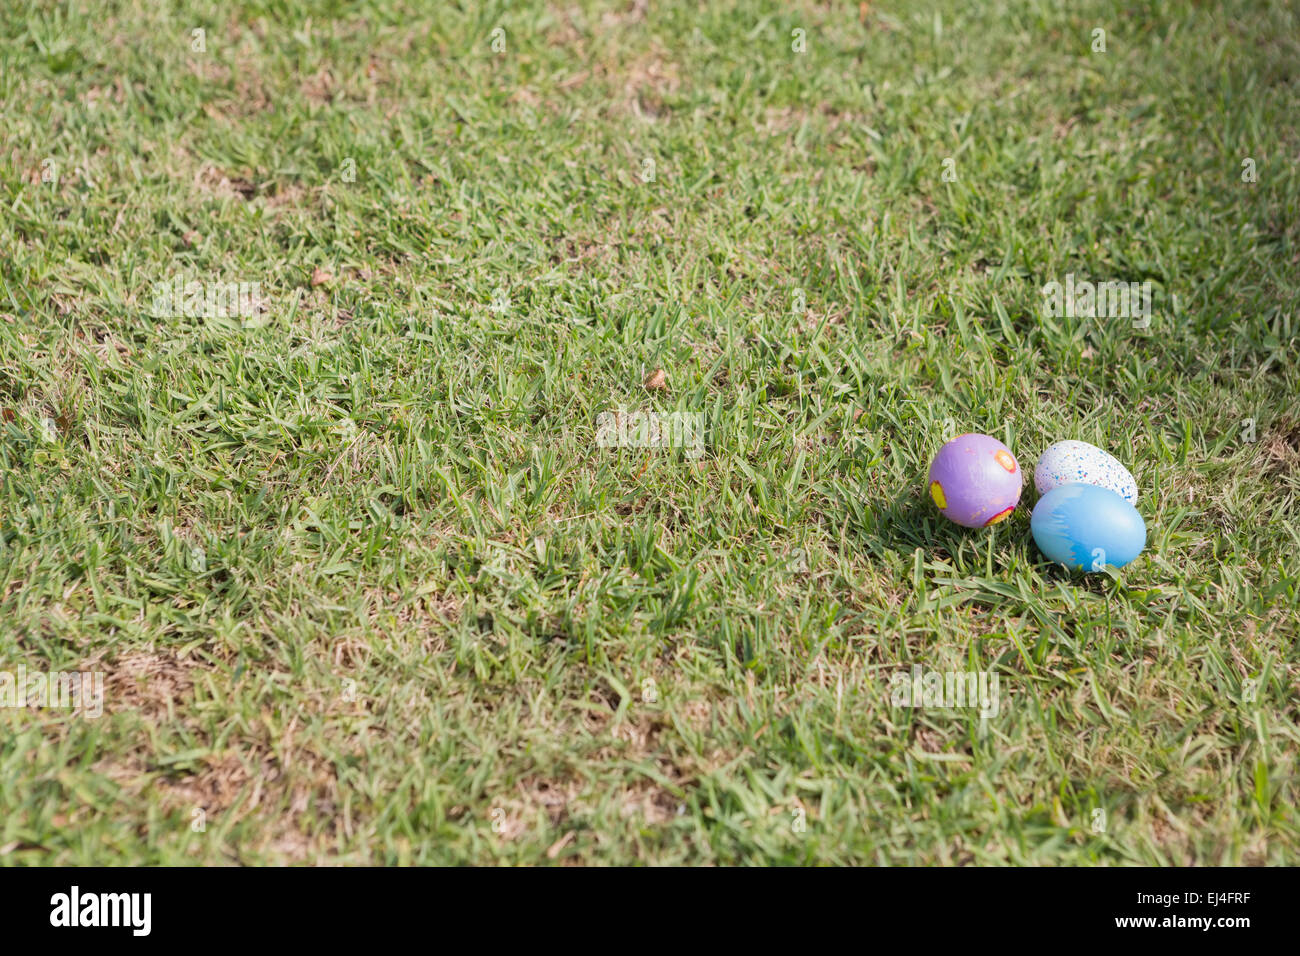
[[929, 481, 948, 509], [984, 505, 1015, 526]]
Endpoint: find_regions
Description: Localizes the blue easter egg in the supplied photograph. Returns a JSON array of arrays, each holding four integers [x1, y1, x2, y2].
[[1030, 484, 1146, 571]]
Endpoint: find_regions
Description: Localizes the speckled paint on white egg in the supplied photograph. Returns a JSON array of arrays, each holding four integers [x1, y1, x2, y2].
[[1034, 440, 1138, 504]]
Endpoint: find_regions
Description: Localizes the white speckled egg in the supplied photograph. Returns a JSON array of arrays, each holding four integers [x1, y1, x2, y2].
[[1034, 440, 1138, 504]]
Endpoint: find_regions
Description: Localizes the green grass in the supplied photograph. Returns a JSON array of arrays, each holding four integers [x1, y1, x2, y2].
[[0, 0, 1297, 865]]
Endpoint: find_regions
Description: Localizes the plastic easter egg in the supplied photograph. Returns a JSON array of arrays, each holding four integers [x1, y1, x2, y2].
[[1031, 484, 1146, 571], [1034, 440, 1138, 504], [927, 433, 1023, 528]]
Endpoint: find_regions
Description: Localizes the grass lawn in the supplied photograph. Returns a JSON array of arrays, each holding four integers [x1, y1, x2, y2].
[[1, 0, 1297, 865]]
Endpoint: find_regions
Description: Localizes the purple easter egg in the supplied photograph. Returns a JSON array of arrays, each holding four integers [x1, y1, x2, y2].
[[926, 433, 1023, 528]]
